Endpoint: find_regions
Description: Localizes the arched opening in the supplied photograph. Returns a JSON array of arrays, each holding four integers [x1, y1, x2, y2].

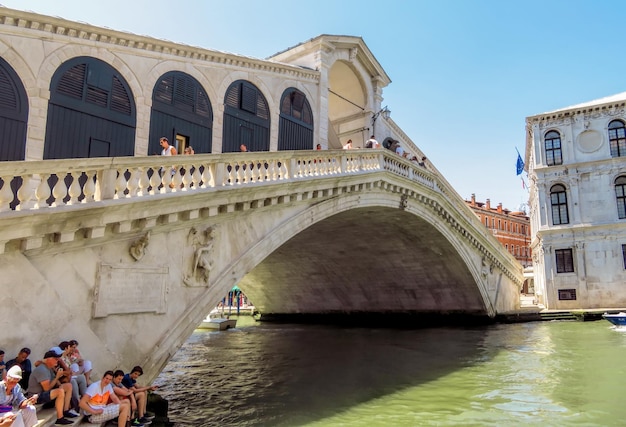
[[149, 71, 213, 155], [222, 80, 270, 152], [44, 56, 136, 159], [278, 87, 313, 150], [328, 61, 367, 149], [0, 57, 28, 161]]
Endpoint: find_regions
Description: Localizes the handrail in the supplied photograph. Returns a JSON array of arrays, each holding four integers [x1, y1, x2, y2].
[[0, 150, 406, 213]]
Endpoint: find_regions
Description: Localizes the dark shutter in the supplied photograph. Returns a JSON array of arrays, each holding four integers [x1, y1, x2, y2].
[[57, 63, 86, 99], [0, 67, 17, 110]]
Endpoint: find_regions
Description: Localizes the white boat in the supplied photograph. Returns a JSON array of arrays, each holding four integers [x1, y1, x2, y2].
[[198, 313, 237, 330]]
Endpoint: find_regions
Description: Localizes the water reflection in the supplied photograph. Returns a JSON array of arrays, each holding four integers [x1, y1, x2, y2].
[[156, 319, 626, 426]]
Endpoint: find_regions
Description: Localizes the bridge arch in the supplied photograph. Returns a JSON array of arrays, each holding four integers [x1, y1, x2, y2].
[[44, 56, 137, 159], [328, 60, 369, 147], [0, 56, 28, 161], [222, 80, 270, 152], [277, 87, 314, 150], [148, 71, 214, 155], [158, 186, 501, 370]]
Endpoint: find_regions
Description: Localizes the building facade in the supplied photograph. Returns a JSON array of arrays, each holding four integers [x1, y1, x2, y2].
[[0, 8, 428, 163], [525, 92, 626, 309], [465, 194, 532, 268]]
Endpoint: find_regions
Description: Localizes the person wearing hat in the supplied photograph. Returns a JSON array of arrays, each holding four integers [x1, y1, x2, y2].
[[27, 350, 75, 425], [0, 366, 38, 427]]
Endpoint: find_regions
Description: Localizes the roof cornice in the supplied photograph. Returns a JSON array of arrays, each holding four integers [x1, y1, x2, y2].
[[0, 6, 319, 81]]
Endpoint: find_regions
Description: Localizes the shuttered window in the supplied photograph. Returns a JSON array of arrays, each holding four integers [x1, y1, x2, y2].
[[280, 88, 313, 125], [57, 63, 86, 99], [53, 60, 132, 117], [153, 72, 212, 119], [555, 249, 574, 273], [0, 66, 17, 110], [111, 76, 132, 115]]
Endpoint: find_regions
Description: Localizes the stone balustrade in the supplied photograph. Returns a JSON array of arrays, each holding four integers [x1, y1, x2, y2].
[[0, 149, 438, 214]]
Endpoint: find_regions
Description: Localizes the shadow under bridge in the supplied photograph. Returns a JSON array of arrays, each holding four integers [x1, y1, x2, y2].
[[239, 206, 492, 325]]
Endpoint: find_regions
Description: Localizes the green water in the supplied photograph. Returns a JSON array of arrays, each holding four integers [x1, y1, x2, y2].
[[156, 319, 626, 426]]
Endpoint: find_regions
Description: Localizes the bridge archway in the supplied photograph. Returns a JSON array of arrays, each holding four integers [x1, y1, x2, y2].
[[222, 80, 270, 152], [149, 71, 214, 155], [277, 87, 314, 150], [0, 56, 28, 161], [328, 60, 368, 148], [44, 56, 136, 159], [161, 186, 500, 368]]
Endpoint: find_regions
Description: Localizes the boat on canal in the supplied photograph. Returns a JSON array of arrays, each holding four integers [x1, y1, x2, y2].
[[198, 312, 237, 331], [602, 312, 626, 327]]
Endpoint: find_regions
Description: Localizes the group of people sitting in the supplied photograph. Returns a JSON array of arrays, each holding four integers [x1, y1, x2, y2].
[[0, 343, 157, 427]]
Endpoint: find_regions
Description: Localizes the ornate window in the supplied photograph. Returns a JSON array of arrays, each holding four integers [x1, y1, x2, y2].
[[616, 176, 626, 219], [550, 184, 569, 225], [555, 248, 574, 273], [544, 130, 562, 166], [609, 120, 626, 157]]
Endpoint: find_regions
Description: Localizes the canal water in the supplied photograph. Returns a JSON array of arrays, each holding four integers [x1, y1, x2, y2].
[[155, 317, 626, 426]]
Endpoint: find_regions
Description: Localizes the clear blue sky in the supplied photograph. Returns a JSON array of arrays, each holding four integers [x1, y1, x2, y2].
[[2, 0, 623, 211]]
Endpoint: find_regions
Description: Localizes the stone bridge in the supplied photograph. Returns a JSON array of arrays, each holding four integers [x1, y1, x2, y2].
[[0, 149, 523, 380]]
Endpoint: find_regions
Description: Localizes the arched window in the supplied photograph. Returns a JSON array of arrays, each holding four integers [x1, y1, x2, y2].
[[609, 120, 626, 157], [550, 184, 569, 225], [149, 71, 213, 154], [0, 57, 28, 161], [615, 176, 626, 219], [278, 88, 313, 150], [545, 130, 562, 166], [45, 56, 136, 159], [222, 80, 270, 152]]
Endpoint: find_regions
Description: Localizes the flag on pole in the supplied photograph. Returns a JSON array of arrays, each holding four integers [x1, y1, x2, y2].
[[516, 148, 525, 176]]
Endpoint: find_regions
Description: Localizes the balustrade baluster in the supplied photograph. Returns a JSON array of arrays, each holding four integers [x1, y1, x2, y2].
[[192, 165, 202, 189], [67, 172, 82, 204], [244, 162, 253, 183], [162, 167, 173, 192], [233, 162, 241, 185], [52, 174, 68, 207], [0, 176, 14, 212], [16, 174, 32, 210], [149, 167, 160, 195], [126, 168, 140, 198], [171, 168, 182, 191], [182, 165, 193, 190], [115, 169, 128, 199], [137, 168, 150, 197], [83, 171, 96, 202], [35, 174, 51, 209]]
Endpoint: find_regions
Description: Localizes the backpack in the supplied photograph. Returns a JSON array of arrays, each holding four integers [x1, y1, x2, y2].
[[365, 140, 373, 149]]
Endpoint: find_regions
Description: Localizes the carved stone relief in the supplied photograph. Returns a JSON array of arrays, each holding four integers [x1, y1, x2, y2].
[[129, 231, 150, 261], [183, 226, 217, 287]]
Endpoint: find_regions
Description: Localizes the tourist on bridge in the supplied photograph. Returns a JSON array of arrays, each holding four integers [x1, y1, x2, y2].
[[342, 139, 353, 149], [365, 135, 379, 149], [159, 137, 177, 156], [79, 371, 131, 427], [0, 366, 38, 427]]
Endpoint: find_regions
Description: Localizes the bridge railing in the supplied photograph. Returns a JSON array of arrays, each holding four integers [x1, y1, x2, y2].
[[0, 150, 385, 212]]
